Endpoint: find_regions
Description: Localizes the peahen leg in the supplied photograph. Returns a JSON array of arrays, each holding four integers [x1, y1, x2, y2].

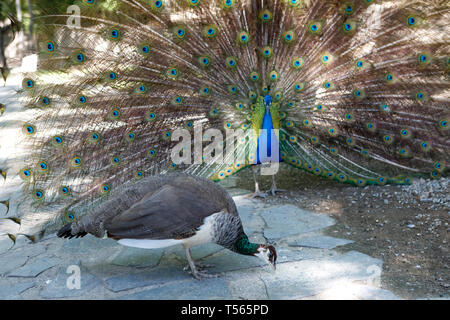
[[249, 166, 267, 198], [184, 247, 218, 280], [269, 174, 285, 196]]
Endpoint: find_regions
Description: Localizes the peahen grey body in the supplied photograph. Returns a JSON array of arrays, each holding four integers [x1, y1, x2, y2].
[[0, 0, 448, 250], [57, 173, 276, 279]]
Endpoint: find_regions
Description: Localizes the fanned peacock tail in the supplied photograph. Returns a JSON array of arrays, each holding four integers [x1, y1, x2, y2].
[[0, 0, 449, 240]]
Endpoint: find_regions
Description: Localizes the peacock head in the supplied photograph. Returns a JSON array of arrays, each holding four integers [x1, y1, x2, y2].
[[254, 244, 277, 270], [264, 95, 272, 107]]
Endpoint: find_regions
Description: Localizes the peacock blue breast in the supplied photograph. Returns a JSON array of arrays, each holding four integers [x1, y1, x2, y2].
[[256, 95, 281, 164]]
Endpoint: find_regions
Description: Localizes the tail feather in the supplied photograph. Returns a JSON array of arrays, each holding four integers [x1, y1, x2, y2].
[[57, 223, 87, 239]]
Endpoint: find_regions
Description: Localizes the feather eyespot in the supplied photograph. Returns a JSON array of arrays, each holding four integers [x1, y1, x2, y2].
[[261, 46, 273, 59], [20, 168, 32, 180], [109, 108, 121, 120], [37, 161, 49, 173], [418, 53, 430, 65], [235, 102, 244, 110], [125, 132, 136, 142], [227, 84, 238, 94], [33, 189, 45, 201], [71, 157, 82, 168], [60, 186, 71, 196], [307, 21, 323, 35], [438, 118, 448, 130], [361, 149, 369, 157], [259, 10, 273, 22], [288, 0, 300, 7], [294, 82, 305, 92], [225, 57, 237, 68], [419, 141, 431, 152], [137, 84, 148, 94], [23, 123, 36, 135], [268, 70, 279, 82], [52, 136, 64, 147], [203, 25, 218, 38], [328, 127, 337, 136], [111, 156, 120, 165], [222, 0, 234, 8], [171, 96, 183, 105], [110, 28, 121, 40], [291, 57, 304, 69], [200, 86, 211, 96], [75, 53, 85, 63], [198, 56, 211, 67], [139, 44, 152, 55], [151, 0, 163, 10], [65, 212, 76, 222], [108, 71, 117, 81], [41, 97, 51, 106], [46, 41, 55, 52], [326, 171, 336, 179], [135, 170, 144, 179], [320, 53, 333, 65], [237, 31, 250, 44], [146, 111, 157, 122], [23, 78, 35, 89], [209, 108, 219, 117], [249, 72, 260, 82], [282, 30, 296, 44], [100, 184, 111, 195], [174, 27, 186, 40], [383, 135, 394, 144]]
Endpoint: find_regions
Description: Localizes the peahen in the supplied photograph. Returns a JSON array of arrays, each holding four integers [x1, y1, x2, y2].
[[56, 173, 277, 279], [0, 0, 449, 245]]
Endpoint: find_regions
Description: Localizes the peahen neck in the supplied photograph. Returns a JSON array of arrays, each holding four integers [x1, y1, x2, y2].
[[234, 234, 259, 256]]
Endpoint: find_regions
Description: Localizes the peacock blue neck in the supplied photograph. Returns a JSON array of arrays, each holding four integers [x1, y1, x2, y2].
[[256, 94, 281, 164], [235, 234, 259, 256]]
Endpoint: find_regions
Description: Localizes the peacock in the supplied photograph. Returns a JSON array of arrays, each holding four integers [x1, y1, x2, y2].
[[0, 0, 449, 246]]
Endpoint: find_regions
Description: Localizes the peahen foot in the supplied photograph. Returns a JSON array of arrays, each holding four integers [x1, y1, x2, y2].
[[184, 248, 220, 280], [189, 269, 220, 280], [183, 262, 214, 271]]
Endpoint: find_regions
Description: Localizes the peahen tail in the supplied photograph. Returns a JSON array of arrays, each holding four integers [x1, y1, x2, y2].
[[0, 0, 448, 242]]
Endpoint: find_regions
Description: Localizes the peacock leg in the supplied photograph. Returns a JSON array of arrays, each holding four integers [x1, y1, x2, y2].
[[249, 166, 267, 198], [269, 174, 285, 196], [184, 247, 219, 279]]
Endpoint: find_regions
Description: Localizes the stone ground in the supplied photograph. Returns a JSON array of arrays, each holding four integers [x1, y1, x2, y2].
[[0, 67, 446, 300]]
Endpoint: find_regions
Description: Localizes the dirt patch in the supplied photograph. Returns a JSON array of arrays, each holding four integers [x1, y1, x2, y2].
[[233, 164, 449, 299]]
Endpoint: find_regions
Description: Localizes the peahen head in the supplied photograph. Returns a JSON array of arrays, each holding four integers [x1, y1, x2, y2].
[[235, 234, 277, 270], [254, 244, 277, 270]]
